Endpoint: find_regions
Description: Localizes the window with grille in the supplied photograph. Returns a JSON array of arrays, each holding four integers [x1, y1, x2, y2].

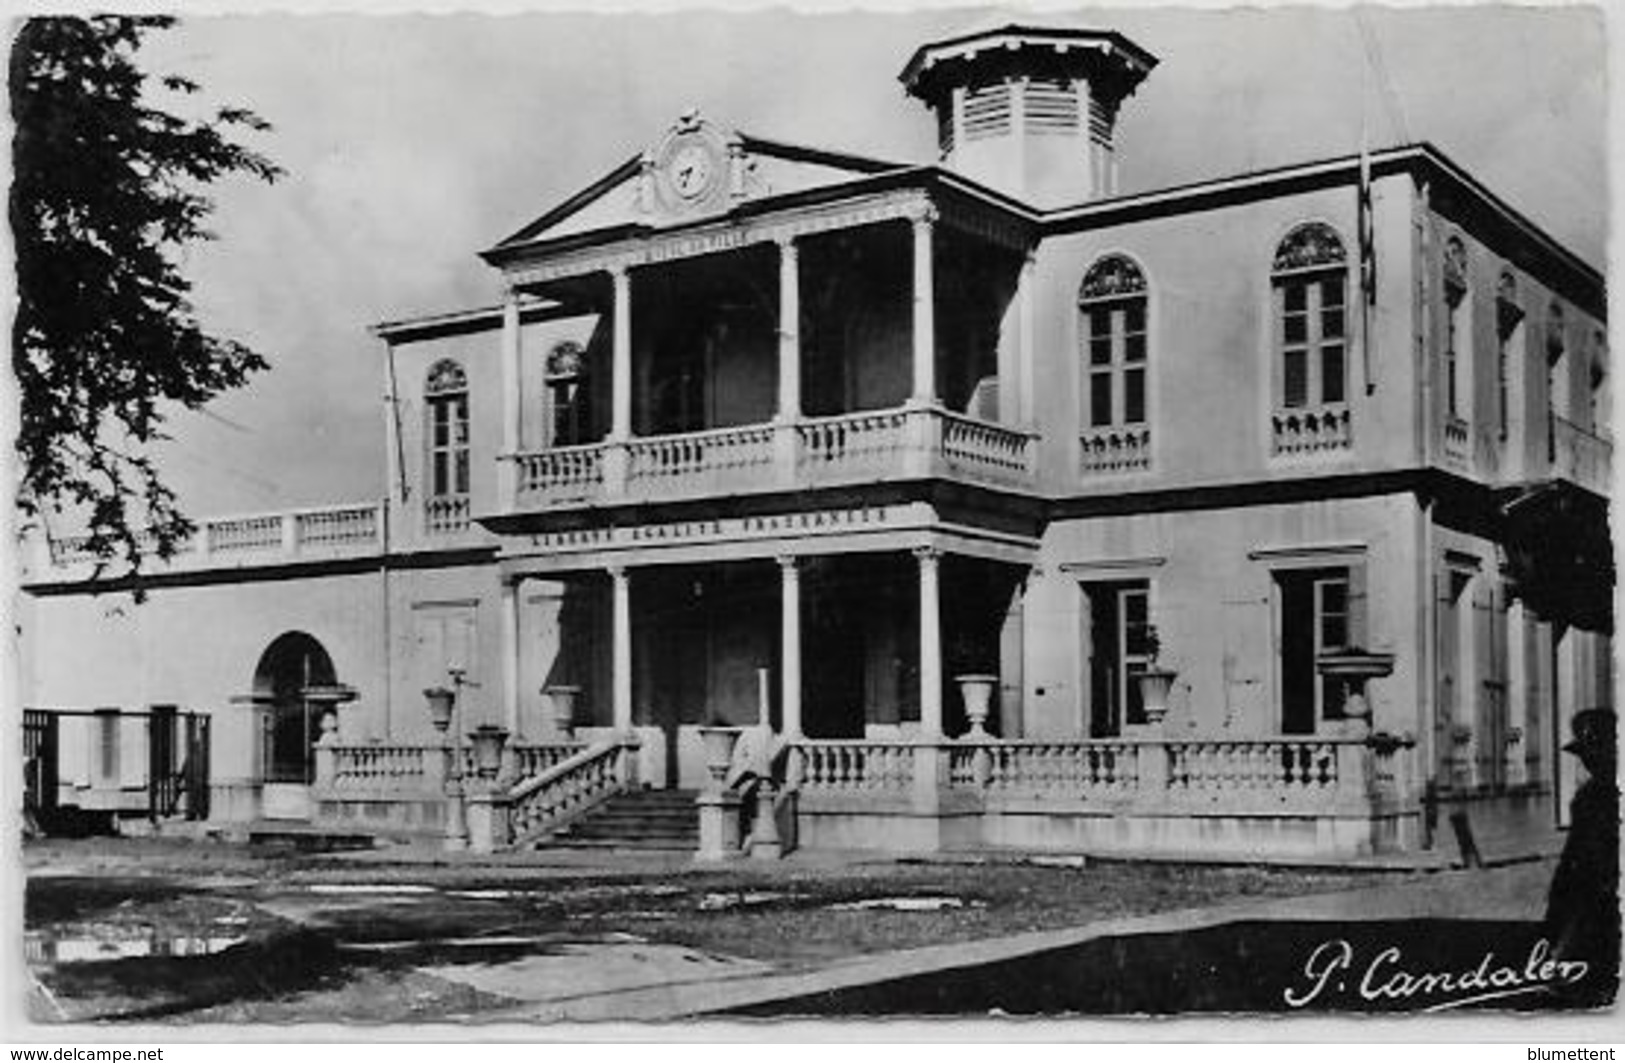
[[425, 359, 470, 499], [1079, 254, 1149, 429], [1272, 223, 1348, 409], [1025, 78, 1079, 134], [963, 81, 1012, 140]]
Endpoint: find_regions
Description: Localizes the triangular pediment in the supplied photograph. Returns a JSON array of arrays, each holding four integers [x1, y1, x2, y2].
[[490, 110, 906, 254]]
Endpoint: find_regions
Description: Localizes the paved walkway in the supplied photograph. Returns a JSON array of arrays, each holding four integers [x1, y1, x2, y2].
[[458, 858, 1557, 1022]]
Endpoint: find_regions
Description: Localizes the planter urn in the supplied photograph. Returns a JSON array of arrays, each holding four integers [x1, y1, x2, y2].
[[544, 684, 581, 738], [469, 724, 510, 782], [697, 726, 742, 790], [424, 687, 455, 734], [955, 674, 998, 737], [1316, 650, 1396, 722], [1137, 667, 1178, 725]]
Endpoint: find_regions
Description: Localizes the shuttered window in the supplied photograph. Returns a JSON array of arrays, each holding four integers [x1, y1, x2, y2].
[[1025, 78, 1079, 134], [963, 81, 1012, 140]]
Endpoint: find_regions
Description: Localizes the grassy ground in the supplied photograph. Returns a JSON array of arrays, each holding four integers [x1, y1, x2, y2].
[[23, 837, 1387, 1023]]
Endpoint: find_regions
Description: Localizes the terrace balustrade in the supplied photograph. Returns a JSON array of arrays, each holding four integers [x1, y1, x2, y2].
[[507, 404, 1037, 511]]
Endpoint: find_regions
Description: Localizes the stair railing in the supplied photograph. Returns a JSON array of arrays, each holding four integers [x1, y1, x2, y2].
[[506, 736, 637, 846]]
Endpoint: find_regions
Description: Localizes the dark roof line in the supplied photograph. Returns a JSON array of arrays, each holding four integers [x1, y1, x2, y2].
[[735, 132, 905, 175]]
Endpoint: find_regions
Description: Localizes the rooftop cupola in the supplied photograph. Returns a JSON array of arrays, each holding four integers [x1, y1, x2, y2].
[[900, 22, 1157, 207]]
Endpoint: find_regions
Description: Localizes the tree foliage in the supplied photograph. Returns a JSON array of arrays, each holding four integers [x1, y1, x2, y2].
[[11, 15, 281, 576]]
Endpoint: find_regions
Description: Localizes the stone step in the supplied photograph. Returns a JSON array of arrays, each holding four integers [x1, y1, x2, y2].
[[546, 787, 700, 850]]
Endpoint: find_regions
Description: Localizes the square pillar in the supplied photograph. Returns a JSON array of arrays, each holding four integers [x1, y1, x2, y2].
[[915, 546, 943, 739], [774, 238, 802, 485], [910, 208, 937, 406], [499, 290, 522, 505], [500, 577, 522, 736], [610, 564, 633, 735], [778, 555, 802, 739], [606, 265, 632, 496], [1018, 252, 1036, 427]]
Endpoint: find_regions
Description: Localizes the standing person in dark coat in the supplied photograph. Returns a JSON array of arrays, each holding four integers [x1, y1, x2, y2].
[[1544, 707, 1619, 1005]]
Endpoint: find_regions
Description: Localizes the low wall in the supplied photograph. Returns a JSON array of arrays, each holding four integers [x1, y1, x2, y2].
[[313, 788, 448, 836]]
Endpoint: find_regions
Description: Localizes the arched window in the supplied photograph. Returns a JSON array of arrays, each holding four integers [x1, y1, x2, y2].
[[1272, 223, 1348, 411], [1442, 237, 1470, 421], [1495, 271, 1524, 441], [1546, 300, 1567, 460], [1079, 254, 1149, 431], [424, 359, 469, 501]]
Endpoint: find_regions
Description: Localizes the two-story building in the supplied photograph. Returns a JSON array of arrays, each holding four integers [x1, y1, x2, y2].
[[20, 21, 1609, 861]]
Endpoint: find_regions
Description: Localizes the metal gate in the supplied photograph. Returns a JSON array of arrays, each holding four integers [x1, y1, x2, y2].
[[23, 709, 59, 820], [23, 707, 211, 834], [147, 709, 211, 821]]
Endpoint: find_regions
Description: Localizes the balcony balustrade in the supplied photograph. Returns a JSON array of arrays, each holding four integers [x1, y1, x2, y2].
[[1549, 415, 1612, 496], [1271, 404, 1351, 457], [41, 502, 385, 575], [508, 404, 1037, 511], [1078, 424, 1151, 475], [1442, 415, 1471, 469]]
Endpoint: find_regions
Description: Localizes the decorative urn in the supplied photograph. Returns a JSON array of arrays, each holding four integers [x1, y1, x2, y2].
[[954, 674, 999, 737]]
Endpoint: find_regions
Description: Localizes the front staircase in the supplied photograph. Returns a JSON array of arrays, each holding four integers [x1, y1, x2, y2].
[[546, 787, 700, 850]]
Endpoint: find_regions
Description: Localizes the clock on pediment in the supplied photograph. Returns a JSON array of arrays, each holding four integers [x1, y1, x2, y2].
[[648, 110, 733, 217]]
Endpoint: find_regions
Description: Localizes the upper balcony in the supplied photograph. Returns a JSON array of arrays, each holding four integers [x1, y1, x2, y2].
[[487, 186, 1042, 524], [507, 403, 1036, 512]]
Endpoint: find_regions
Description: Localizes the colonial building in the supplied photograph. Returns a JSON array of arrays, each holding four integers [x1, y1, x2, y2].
[[20, 21, 1610, 861]]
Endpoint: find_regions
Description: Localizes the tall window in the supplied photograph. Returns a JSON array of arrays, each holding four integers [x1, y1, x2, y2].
[[425, 359, 469, 499], [545, 341, 590, 446], [1443, 237, 1470, 421], [1547, 301, 1567, 461], [1272, 223, 1348, 409], [1084, 580, 1151, 738], [1079, 254, 1149, 430], [1591, 331, 1609, 437], [1277, 566, 1361, 735], [1495, 271, 1523, 442]]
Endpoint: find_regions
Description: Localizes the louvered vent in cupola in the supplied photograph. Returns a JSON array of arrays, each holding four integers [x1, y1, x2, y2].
[[963, 81, 1013, 140], [1088, 95, 1116, 149], [1024, 78, 1080, 134]]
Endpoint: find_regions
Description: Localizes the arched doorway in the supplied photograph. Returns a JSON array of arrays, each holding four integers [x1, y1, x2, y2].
[[252, 631, 341, 786]]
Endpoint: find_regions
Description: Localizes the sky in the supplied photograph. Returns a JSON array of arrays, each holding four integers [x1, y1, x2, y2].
[[110, 3, 1608, 518]]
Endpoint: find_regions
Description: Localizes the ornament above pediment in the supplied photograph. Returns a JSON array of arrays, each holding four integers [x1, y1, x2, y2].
[[636, 109, 767, 222]]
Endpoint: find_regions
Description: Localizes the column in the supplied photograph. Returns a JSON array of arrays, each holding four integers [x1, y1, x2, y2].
[[1018, 252, 1036, 426], [776, 238, 801, 422], [1505, 598, 1529, 786], [499, 289, 522, 506], [606, 266, 632, 496], [610, 564, 633, 734], [774, 239, 801, 484], [500, 577, 521, 735], [910, 209, 937, 405], [610, 266, 632, 439], [778, 556, 802, 739], [915, 546, 943, 738]]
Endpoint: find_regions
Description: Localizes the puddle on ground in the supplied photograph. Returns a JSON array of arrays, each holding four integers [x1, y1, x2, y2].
[[697, 891, 793, 911], [422, 939, 769, 1005], [306, 884, 437, 896], [828, 896, 982, 912], [559, 883, 687, 901], [25, 930, 245, 965]]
